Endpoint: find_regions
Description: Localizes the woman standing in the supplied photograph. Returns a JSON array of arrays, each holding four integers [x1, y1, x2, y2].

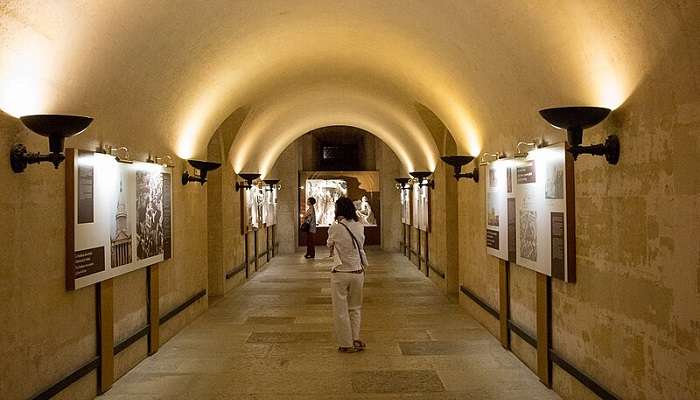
[[327, 197, 367, 353], [302, 197, 317, 258]]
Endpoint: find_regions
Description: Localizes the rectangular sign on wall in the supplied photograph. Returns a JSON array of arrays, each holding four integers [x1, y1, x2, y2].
[[485, 158, 516, 262], [513, 142, 575, 282], [412, 182, 430, 232], [400, 187, 411, 225], [66, 149, 173, 290]]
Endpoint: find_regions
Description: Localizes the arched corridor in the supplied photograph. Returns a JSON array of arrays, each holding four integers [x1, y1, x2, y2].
[[100, 251, 559, 399], [2, 2, 699, 400]]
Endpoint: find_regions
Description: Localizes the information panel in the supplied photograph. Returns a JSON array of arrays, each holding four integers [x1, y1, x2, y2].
[[513, 142, 575, 282], [412, 182, 429, 232], [262, 185, 279, 227], [400, 187, 411, 224], [66, 149, 173, 290], [485, 159, 516, 262]]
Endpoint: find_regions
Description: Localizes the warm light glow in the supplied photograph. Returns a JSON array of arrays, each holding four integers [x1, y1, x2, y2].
[[0, 39, 54, 117]]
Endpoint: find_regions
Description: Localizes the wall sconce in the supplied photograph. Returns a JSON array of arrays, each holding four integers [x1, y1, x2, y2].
[[263, 179, 281, 191], [394, 177, 410, 190], [479, 152, 503, 166], [539, 106, 619, 164], [10, 114, 93, 173], [235, 173, 261, 191], [181, 159, 221, 185], [409, 171, 435, 189], [441, 156, 479, 183]]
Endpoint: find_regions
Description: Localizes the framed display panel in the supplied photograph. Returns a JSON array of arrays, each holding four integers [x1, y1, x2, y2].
[[242, 184, 264, 232], [513, 142, 575, 282], [485, 158, 516, 261], [66, 149, 173, 290], [412, 182, 430, 232], [262, 185, 278, 227], [299, 171, 380, 228], [400, 187, 411, 225]]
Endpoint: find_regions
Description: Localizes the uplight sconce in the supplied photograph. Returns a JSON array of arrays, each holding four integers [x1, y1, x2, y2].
[[235, 173, 261, 191], [263, 179, 281, 192], [441, 156, 479, 183], [479, 152, 504, 166], [409, 171, 435, 189], [394, 177, 411, 190], [10, 114, 93, 173], [539, 106, 620, 164], [181, 159, 221, 185]]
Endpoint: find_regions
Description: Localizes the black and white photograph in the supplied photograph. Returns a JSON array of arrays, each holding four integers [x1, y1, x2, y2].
[[110, 168, 133, 268], [487, 193, 499, 227], [519, 209, 537, 262], [136, 170, 164, 260], [306, 179, 347, 226], [545, 163, 564, 199]]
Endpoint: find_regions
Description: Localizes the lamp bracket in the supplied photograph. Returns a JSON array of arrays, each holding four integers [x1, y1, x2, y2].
[[567, 135, 620, 164], [454, 167, 479, 183], [10, 144, 65, 172]]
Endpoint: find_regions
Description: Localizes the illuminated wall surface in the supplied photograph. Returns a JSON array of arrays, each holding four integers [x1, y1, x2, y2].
[[1, 1, 699, 400]]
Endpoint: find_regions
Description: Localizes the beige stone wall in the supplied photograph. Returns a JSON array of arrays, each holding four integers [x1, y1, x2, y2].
[[0, 111, 208, 400], [457, 28, 700, 400], [378, 141, 402, 252]]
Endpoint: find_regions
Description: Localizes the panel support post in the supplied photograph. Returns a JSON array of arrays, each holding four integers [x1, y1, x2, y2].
[[254, 229, 259, 271], [147, 264, 160, 355], [417, 227, 421, 270], [499, 260, 511, 349], [536, 273, 552, 387], [97, 279, 114, 394], [424, 231, 429, 277]]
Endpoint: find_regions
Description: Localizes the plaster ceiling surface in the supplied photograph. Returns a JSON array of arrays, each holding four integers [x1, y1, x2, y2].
[[0, 0, 695, 172]]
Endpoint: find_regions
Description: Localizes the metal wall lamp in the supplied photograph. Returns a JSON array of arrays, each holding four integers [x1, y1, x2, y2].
[[181, 159, 221, 185], [10, 114, 93, 173], [235, 173, 261, 191], [147, 154, 175, 168], [409, 171, 435, 189], [263, 179, 281, 191], [479, 152, 504, 166], [394, 177, 411, 190], [539, 106, 620, 164], [440, 156, 479, 183], [514, 141, 539, 158]]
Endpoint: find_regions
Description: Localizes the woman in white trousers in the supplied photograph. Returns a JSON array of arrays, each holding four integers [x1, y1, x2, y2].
[[327, 196, 367, 353]]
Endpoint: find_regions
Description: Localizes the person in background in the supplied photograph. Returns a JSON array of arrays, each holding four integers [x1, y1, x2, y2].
[[327, 196, 366, 353], [303, 197, 317, 258]]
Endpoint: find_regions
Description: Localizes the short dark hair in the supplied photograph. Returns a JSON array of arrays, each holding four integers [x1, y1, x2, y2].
[[308, 197, 316, 205], [335, 196, 358, 221]]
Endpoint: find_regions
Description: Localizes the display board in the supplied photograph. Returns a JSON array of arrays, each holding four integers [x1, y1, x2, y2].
[[262, 185, 279, 226], [400, 187, 411, 224], [299, 171, 380, 227], [243, 184, 264, 232], [485, 158, 516, 261], [512, 142, 575, 282], [412, 182, 429, 232], [66, 149, 173, 290]]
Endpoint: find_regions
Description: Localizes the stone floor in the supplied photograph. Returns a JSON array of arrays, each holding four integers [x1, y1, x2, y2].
[[100, 251, 561, 399]]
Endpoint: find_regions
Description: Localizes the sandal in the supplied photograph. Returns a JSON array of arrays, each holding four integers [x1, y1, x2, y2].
[[338, 346, 361, 353], [353, 340, 366, 349]]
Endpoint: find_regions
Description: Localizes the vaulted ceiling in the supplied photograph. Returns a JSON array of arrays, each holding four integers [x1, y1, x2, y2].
[[0, 0, 687, 175]]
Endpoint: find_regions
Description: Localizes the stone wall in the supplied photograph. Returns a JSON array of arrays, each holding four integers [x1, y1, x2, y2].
[[0, 111, 208, 400], [457, 27, 700, 400]]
